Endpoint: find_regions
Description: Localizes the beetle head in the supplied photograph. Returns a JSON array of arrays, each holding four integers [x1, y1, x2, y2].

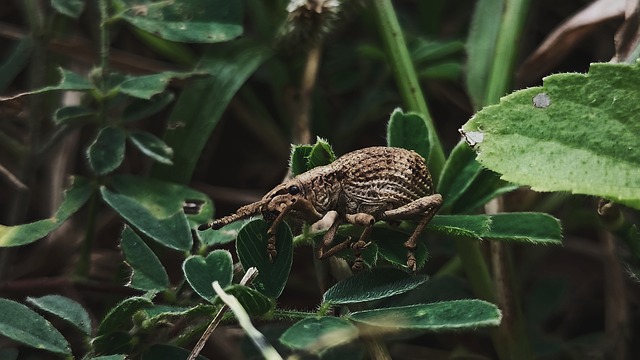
[[260, 179, 305, 220]]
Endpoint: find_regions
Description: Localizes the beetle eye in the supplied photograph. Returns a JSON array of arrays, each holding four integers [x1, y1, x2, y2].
[[288, 185, 300, 195]]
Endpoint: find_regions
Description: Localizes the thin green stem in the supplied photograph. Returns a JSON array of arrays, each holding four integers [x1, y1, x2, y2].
[[76, 189, 98, 277], [98, 0, 110, 94], [369, 0, 445, 180]]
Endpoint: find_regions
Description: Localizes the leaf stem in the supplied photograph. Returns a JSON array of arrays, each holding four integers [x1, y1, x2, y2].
[[369, 0, 445, 180]]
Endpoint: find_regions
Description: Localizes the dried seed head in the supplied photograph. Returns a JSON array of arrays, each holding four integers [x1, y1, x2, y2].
[[279, 0, 341, 48]]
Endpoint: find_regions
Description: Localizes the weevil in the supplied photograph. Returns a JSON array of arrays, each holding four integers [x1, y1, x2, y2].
[[199, 146, 442, 272]]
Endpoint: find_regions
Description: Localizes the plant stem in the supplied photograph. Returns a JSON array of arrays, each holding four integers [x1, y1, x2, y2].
[[369, 0, 445, 181], [76, 188, 98, 277]]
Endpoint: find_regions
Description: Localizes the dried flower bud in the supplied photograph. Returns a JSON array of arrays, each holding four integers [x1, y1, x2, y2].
[[279, 0, 341, 48]]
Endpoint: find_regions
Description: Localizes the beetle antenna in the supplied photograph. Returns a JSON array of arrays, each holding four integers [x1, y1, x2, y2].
[[198, 199, 268, 231]]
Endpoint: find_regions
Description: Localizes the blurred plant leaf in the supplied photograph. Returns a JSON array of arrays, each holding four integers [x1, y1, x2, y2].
[[462, 62, 640, 210], [128, 131, 174, 165], [373, 228, 428, 270], [142, 344, 209, 360], [280, 317, 358, 354], [466, 0, 504, 109], [1, 67, 94, 100], [26, 295, 92, 336], [0, 38, 32, 93], [87, 126, 126, 175], [115, 0, 242, 43], [151, 40, 271, 184], [92, 331, 132, 355], [221, 285, 274, 316], [122, 91, 174, 123], [348, 300, 502, 330], [0, 298, 70, 355], [183, 250, 233, 303], [323, 268, 429, 305], [53, 105, 94, 124], [0, 176, 92, 247], [120, 226, 170, 291], [90, 355, 127, 360], [518, 0, 625, 85], [236, 219, 293, 298], [387, 108, 430, 163], [51, 0, 85, 18], [118, 71, 202, 99], [97, 297, 153, 336], [438, 141, 518, 213]]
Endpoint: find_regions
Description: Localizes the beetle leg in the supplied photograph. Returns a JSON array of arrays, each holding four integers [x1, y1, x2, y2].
[[317, 216, 343, 259], [382, 194, 443, 272], [345, 213, 375, 271], [266, 202, 294, 262]]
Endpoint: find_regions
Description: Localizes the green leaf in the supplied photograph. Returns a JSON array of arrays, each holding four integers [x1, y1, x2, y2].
[[87, 126, 126, 175], [90, 355, 127, 360], [427, 215, 491, 241], [128, 131, 174, 165], [386, 108, 430, 162], [122, 91, 174, 123], [119, 72, 201, 100], [101, 187, 192, 251], [101, 175, 213, 250], [51, 0, 85, 18], [483, 213, 563, 245], [92, 332, 132, 355], [465, 0, 503, 109], [120, 226, 170, 291], [116, 0, 242, 43], [222, 285, 274, 316], [139, 304, 214, 329], [197, 221, 244, 247], [97, 297, 153, 336], [53, 105, 94, 124], [0, 177, 92, 247], [462, 62, 640, 210], [323, 268, 429, 305], [142, 344, 209, 360], [150, 40, 271, 184], [427, 213, 562, 245], [0, 38, 33, 93], [373, 228, 428, 270], [183, 250, 233, 303], [26, 295, 92, 336], [0, 298, 70, 354], [438, 141, 518, 213], [1, 67, 93, 100], [280, 317, 358, 354], [289, 144, 313, 176], [348, 300, 502, 330], [236, 219, 293, 298], [307, 137, 336, 169]]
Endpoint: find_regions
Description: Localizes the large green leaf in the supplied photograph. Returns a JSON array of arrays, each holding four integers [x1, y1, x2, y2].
[[462, 62, 640, 210], [118, 71, 202, 100], [116, 0, 242, 43], [51, 0, 85, 18], [348, 299, 501, 330], [0, 177, 92, 247], [323, 268, 429, 305], [280, 317, 358, 354], [0, 298, 70, 354], [386, 108, 430, 163], [87, 126, 126, 175], [183, 250, 233, 303], [26, 295, 92, 336], [101, 175, 213, 251], [236, 219, 293, 298], [151, 40, 271, 183], [289, 144, 313, 176], [120, 226, 170, 291], [197, 221, 244, 247]]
